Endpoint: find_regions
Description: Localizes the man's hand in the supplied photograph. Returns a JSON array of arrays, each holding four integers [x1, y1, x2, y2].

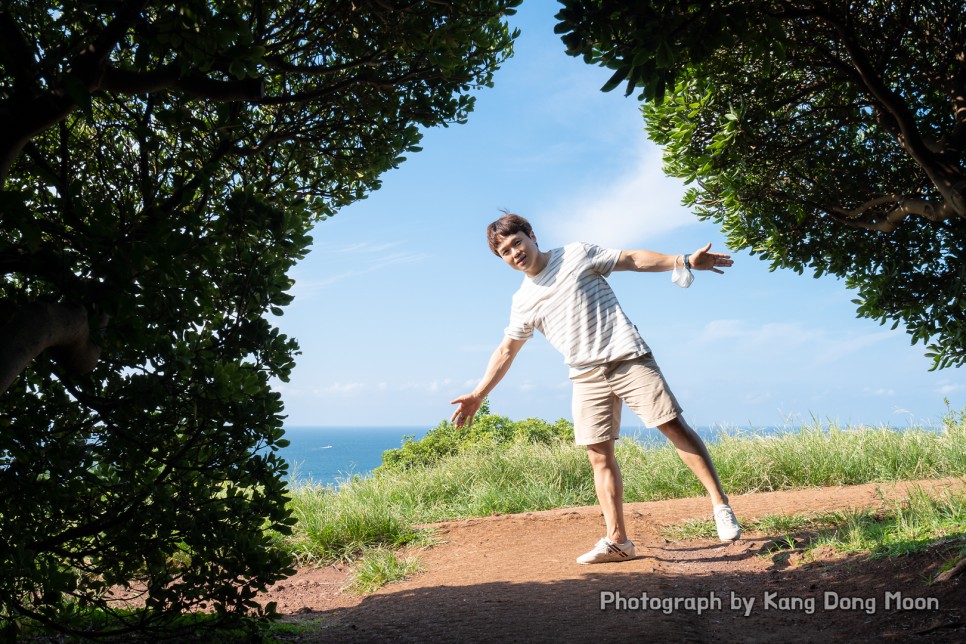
[[450, 392, 483, 428], [689, 243, 733, 274], [449, 336, 525, 428]]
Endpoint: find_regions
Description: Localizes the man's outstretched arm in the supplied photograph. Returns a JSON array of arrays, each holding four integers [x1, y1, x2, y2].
[[450, 335, 527, 428], [614, 243, 733, 274]]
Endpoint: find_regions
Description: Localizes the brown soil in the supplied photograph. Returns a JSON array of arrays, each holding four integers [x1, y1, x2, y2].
[[260, 478, 966, 642]]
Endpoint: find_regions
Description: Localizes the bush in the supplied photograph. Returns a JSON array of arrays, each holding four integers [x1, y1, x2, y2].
[[377, 400, 574, 471]]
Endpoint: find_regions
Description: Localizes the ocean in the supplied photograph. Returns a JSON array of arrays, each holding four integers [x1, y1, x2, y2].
[[279, 426, 429, 486], [275, 424, 786, 487]]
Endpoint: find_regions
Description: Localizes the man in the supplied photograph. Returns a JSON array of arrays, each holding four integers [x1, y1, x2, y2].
[[450, 213, 740, 564]]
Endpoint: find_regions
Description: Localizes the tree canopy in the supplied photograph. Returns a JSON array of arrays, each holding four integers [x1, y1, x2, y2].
[[0, 0, 518, 636], [556, 0, 966, 369]]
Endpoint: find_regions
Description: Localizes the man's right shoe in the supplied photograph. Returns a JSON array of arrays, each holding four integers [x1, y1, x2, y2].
[[576, 537, 636, 564], [713, 503, 741, 541]]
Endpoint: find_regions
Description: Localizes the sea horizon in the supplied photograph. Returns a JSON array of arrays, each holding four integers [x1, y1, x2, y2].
[[277, 421, 946, 487], [273, 422, 804, 487]]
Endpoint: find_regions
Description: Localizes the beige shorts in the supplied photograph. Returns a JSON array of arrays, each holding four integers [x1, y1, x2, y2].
[[570, 354, 682, 446]]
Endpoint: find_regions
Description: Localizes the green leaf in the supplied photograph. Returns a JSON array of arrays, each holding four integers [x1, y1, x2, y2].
[[60, 74, 93, 118], [600, 65, 631, 93]]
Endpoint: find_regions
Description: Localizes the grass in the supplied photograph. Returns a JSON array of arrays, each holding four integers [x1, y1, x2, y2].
[[346, 547, 424, 594], [6, 608, 279, 643], [622, 422, 966, 500], [277, 415, 966, 590], [283, 478, 436, 564], [661, 510, 839, 542], [661, 485, 966, 572], [811, 486, 966, 559], [19, 418, 959, 639]]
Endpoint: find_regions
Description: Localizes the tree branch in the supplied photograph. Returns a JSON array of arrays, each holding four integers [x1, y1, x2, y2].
[[0, 245, 87, 293], [946, 52, 966, 149], [100, 65, 265, 101], [936, 555, 966, 582], [829, 195, 955, 232], [0, 1, 150, 182], [0, 302, 102, 395], [262, 53, 379, 77], [0, 10, 40, 89], [76, 0, 151, 74], [817, 8, 966, 218]]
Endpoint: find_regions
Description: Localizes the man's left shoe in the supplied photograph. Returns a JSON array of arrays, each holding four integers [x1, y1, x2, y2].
[[576, 537, 636, 564], [713, 504, 741, 541]]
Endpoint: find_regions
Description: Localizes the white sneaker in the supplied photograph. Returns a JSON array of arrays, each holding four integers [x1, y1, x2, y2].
[[576, 537, 636, 564], [713, 504, 741, 541]]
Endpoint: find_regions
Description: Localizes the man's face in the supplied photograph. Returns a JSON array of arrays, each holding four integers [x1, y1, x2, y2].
[[495, 231, 539, 274]]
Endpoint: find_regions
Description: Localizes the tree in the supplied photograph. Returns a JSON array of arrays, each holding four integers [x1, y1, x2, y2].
[[0, 0, 519, 637], [555, 0, 966, 368]]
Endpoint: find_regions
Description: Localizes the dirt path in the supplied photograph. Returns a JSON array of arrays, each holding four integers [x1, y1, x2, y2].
[[261, 478, 965, 642]]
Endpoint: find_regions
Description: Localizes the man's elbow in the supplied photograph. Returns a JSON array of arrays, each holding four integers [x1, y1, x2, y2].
[[615, 253, 642, 272], [498, 338, 524, 360]]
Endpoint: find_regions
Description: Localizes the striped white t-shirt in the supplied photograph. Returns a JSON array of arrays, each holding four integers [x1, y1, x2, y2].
[[504, 242, 650, 377]]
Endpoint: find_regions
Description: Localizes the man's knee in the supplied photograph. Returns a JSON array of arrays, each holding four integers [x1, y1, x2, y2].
[[657, 416, 690, 438], [585, 439, 616, 466]]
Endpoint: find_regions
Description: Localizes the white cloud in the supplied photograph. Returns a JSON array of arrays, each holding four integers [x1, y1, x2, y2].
[[864, 387, 897, 397], [290, 248, 426, 297], [276, 382, 369, 399], [399, 378, 460, 394], [743, 391, 774, 405], [332, 241, 404, 254], [317, 382, 366, 397], [694, 319, 900, 367], [938, 382, 964, 396], [459, 344, 497, 353], [811, 331, 903, 366], [546, 143, 700, 248]]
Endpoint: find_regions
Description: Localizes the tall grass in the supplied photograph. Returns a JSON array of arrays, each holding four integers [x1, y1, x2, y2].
[[659, 486, 966, 555], [623, 423, 966, 499], [812, 485, 966, 558], [280, 419, 966, 564]]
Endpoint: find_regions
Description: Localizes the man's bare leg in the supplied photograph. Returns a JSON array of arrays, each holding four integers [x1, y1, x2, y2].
[[585, 439, 627, 543], [656, 416, 728, 506]]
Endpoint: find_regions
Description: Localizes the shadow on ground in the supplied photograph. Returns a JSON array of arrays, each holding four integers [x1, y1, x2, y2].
[[286, 540, 964, 643]]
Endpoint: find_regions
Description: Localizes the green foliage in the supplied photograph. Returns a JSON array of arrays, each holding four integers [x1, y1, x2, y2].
[[742, 487, 966, 562], [280, 415, 966, 566], [555, 0, 761, 101], [0, 0, 520, 637], [817, 487, 966, 559], [662, 423, 966, 498], [941, 398, 966, 435], [283, 480, 430, 564], [556, 1, 966, 368], [377, 407, 574, 471], [282, 440, 592, 565], [663, 486, 965, 561], [347, 547, 424, 594]]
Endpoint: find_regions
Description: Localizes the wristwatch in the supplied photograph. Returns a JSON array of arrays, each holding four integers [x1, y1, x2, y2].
[[683, 254, 691, 271]]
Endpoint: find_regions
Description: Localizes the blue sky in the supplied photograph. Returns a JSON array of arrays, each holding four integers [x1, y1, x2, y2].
[[272, 1, 962, 429]]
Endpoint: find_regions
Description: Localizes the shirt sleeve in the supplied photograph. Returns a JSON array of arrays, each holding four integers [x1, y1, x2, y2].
[[582, 242, 622, 277], [504, 298, 534, 340]]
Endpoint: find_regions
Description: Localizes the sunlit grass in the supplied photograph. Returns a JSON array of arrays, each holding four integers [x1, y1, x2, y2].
[[811, 486, 966, 559], [662, 486, 965, 568], [346, 547, 424, 594], [661, 510, 837, 541], [276, 416, 966, 590]]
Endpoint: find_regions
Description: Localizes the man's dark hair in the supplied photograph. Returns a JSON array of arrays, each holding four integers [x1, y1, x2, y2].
[[486, 212, 533, 255]]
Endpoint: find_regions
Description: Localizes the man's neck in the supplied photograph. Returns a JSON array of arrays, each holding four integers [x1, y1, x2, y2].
[[526, 249, 552, 277]]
